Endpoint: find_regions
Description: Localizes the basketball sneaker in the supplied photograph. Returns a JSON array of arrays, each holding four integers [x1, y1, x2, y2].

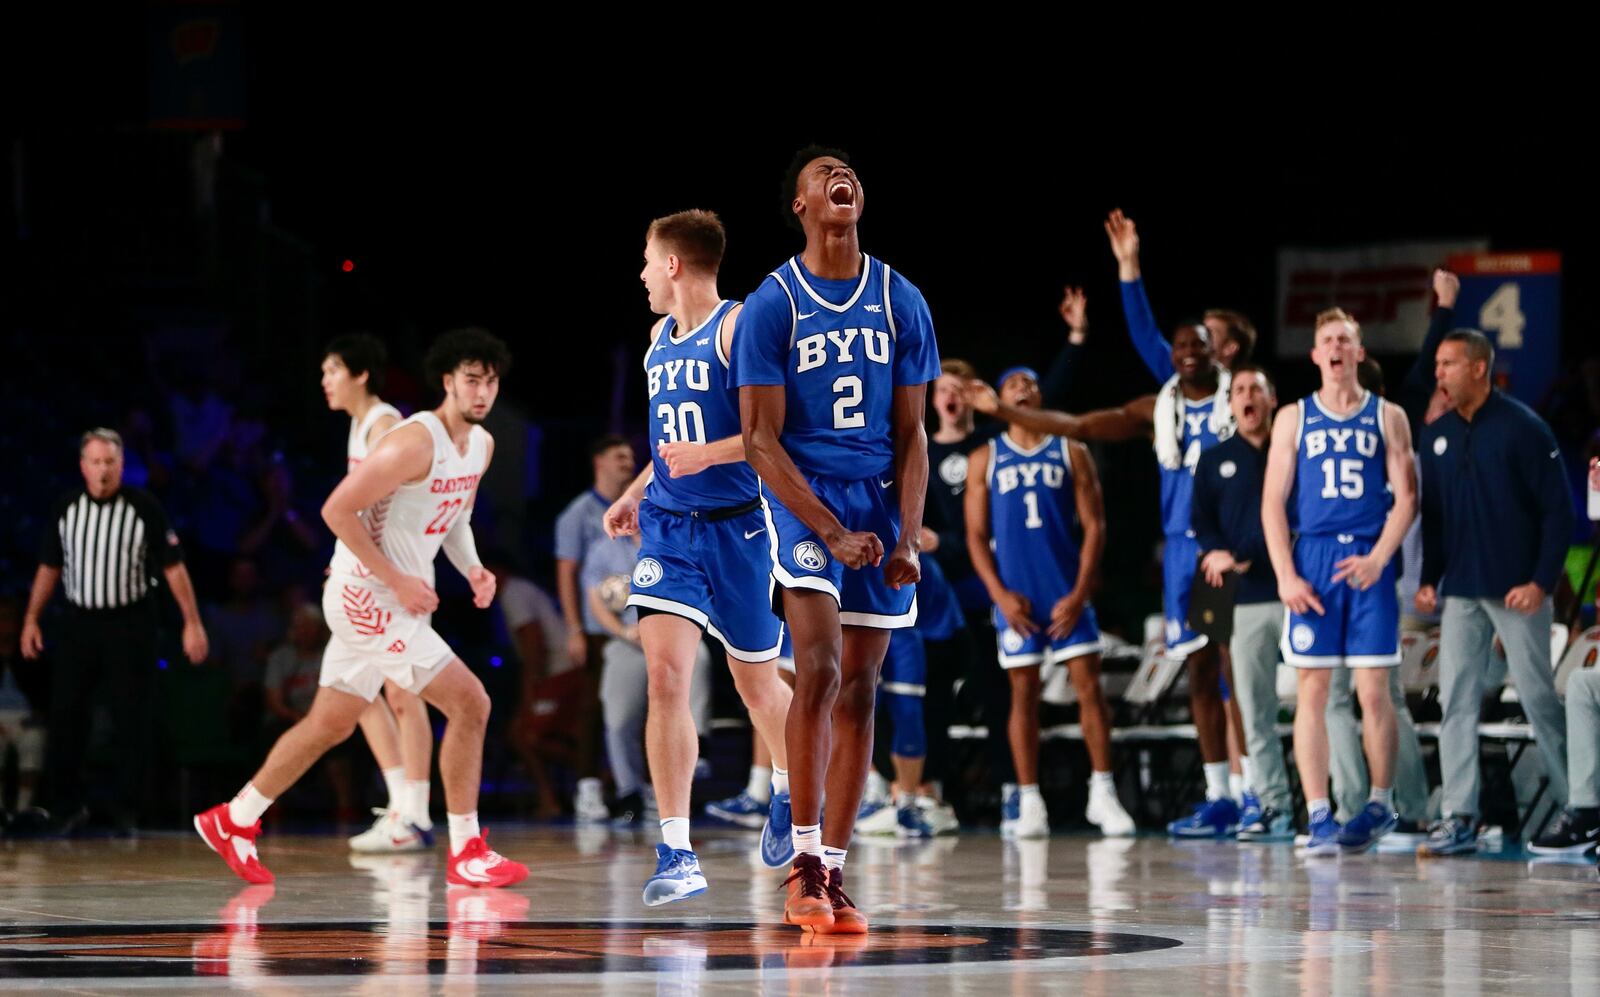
[[194, 803, 273, 885], [781, 853, 833, 929], [349, 808, 434, 853], [642, 843, 708, 906], [446, 831, 528, 888]]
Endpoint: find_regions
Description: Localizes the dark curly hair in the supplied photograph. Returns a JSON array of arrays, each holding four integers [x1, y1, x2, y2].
[[781, 145, 851, 232], [324, 332, 388, 394], [424, 327, 512, 391]]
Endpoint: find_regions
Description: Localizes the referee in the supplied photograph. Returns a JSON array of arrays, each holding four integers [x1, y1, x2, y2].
[[19, 429, 209, 832]]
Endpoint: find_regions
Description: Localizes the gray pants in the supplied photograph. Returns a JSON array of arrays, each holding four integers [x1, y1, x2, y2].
[[1327, 664, 1430, 822], [1565, 669, 1600, 809], [1438, 596, 1567, 819], [600, 637, 711, 797], [1229, 602, 1292, 812]]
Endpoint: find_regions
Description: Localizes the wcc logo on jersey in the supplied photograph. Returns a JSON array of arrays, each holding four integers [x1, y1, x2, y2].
[[994, 461, 1065, 496], [647, 357, 712, 399]]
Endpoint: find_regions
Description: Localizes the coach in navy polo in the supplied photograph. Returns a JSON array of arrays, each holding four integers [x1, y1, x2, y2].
[[1416, 329, 1575, 856]]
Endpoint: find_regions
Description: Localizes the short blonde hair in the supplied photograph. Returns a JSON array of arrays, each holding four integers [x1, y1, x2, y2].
[[1315, 307, 1361, 339], [940, 358, 977, 380]]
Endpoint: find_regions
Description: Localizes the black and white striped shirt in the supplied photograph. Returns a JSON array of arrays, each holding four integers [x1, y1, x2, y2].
[[39, 488, 184, 611]]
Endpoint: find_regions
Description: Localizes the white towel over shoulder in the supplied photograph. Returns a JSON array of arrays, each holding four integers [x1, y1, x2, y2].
[[1152, 367, 1233, 470]]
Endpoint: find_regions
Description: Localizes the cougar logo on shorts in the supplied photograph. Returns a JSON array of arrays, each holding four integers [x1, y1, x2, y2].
[[793, 541, 828, 573], [1001, 628, 1025, 653], [939, 452, 969, 487], [632, 558, 664, 588], [386, 640, 407, 654], [341, 585, 391, 637], [1291, 624, 1315, 653]]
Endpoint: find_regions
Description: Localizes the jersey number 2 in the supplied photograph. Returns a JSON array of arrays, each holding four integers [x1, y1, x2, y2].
[[833, 376, 864, 429]]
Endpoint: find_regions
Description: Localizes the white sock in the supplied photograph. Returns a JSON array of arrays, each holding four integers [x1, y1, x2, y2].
[[1308, 798, 1332, 824], [447, 811, 480, 854], [1240, 756, 1257, 794], [229, 783, 273, 827], [1018, 784, 1042, 802], [1090, 771, 1115, 792], [1369, 786, 1394, 809], [660, 817, 692, 852], [792, 822, 822, 857], [382, 767, 405, 811], [821, 846, 847, 872], [771, 766, 790, 796], [404, 780, 431, 827], [1203, 762, 1230, 802], [746, 765, 773, 802], [1229, 772, 1246, 804]]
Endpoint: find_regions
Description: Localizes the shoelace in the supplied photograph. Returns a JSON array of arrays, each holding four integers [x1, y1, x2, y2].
[[780, 857, 828, 900], [826, 870, 856, 911]]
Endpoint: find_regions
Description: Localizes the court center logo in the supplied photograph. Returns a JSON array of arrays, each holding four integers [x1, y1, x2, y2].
[[793, 541, 829, 572], [1291, 623, 1316, 653], [939, 452, 969, 487], [633, 558, 664, 588]]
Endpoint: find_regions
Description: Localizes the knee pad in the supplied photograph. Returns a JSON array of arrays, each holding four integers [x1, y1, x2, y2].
[[883, 688, 926, 759]]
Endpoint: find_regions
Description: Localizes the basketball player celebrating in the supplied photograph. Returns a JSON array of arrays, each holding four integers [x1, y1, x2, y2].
[[196, 329, 527, 888], [321, 333, 437, 853], [732, 147, 940, 934], [601, 209, 794, 906], [967, 321, 1241, 837], [1263, 309, 1415, 855], [964, 366, 1135, 838]]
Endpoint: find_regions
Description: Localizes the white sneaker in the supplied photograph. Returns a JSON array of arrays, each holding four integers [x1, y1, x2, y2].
[[348, 809, 433, 853], [862, 770, 891, 809], [1086, 786, 1136, 837], [855, 797, 902, 836], [1000, 783, 1019, 838], [1014, 794, 1050, 839], [916, 796, 961, 836], [575, 778, 609, 823]]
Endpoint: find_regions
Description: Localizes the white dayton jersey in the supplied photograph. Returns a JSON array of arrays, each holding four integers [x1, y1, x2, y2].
[[348, 401, 403, 469], [329, 411, 488, 588]]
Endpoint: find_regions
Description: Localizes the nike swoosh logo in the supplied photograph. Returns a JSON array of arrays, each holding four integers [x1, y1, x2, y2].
[[457, 858, 493, 883], [216, 823, 232, 842], [879, 479, 894, 489], [798, 311, 818, 320], [744, 529, 766, 540]]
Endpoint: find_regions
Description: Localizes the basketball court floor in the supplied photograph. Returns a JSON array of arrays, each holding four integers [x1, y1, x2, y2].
[[2, 825, 1597, 992]]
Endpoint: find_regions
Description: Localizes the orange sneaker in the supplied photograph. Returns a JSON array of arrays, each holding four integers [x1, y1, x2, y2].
[[815, 867, 867, 934], [781, 854, 833, 929]]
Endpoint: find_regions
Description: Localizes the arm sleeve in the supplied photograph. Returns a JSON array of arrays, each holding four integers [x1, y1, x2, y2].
[[1420, 441, 1446, 588], [1120, 278, 1176, 383], [442, 516, 483, 577], [1400, 305, 1455, 429], [1190, 453, 1227, 554], [1039, 339, 1086, 409], [140, 493, 184, 568], [888, 273, 941, 386], [728, 279, 792, 388], [1527, 419, 1576, 591]]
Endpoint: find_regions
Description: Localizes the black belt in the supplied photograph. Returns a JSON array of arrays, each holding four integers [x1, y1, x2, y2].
[[659, 497, 760, 522]]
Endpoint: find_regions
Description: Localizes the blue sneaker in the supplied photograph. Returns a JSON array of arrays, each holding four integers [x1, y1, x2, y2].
[[642, 843, 708, 906], [1337, 801, 1398, 853], [896, 803, 934, 839], [1237, 806, 1296, 842], [1301, 811, 1342, 857], [999, 786, 1021, 838], [1167, 798, 1240, 838], [1421, 815, 1478, 857], [704, 791, 767, 830], [1236, 792, 1263, 832], [760, 790, 795, 868]]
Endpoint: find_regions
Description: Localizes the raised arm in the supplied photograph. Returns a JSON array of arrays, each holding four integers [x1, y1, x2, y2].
[[968, 380, 1155, 442], [1106, 209, 1176, 383]]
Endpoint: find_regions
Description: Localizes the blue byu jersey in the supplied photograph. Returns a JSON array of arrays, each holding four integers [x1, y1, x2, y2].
[[1160, 397, 1225, 538], [1293, 390, 1391, 538], [730, 255, 940, 479], [643, 300, 756, 512], [989, 433, 1081, 602]]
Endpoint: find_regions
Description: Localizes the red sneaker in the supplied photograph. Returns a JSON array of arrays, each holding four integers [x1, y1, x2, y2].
[[446, 831, 528, 888], [194, 804, 274, 885]]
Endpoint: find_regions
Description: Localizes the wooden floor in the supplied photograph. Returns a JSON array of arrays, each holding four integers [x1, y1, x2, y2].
[[1, 823, 1597, 993]]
